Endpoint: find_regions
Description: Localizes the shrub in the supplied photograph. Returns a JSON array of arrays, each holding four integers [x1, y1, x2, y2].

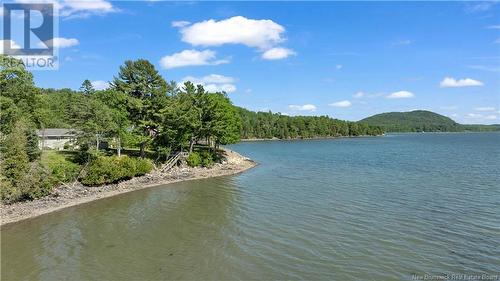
[[80, 155, 153, 186], [1, 161, 52, 203], [0, 121, 52, 203], [135, 158, 153, 176], [186, 152, 201, 167], [50, 161, 81, 184], [117, 155, 137, 177], [186, 150, 217, 167], [80, 156, 122, 186], [0, 180, 21, 203], [42, 151, 81, 185], [200, 151, 214, 167], [74, 144, 99, 165], [154, 147, 171, 163], [42, 151, 81, 184], [20, 162, 53, 200]]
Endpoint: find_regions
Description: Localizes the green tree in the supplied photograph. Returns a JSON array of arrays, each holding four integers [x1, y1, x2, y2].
[[80, 79, 95, 95], [0, 96, 20, 135], [94, 89, 130, 156], [0, 55, 37, 116], [204, 92, 241, 147], [157, 81, 202, 153], [111, 59, 168, 157], [74, 96, 116, 151], [25, 127, 41, 161], [0, 120, 29, 202], [236, 107, 382, 139]]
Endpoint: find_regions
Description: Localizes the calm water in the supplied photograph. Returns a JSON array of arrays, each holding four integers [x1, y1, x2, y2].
[[2, 133, 500, 280]]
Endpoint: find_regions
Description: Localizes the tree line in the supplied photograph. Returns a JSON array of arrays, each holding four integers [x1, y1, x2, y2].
[[0, 56, 240, 201], [5, 57, 241, 155], [238, 108, 383, 139], [360, 110, 500, 133]]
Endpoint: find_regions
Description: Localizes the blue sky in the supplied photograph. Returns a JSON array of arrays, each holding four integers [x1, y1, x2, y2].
[[2, 1, 500, 124]]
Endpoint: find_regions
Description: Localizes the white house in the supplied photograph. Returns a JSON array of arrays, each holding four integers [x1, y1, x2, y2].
[[36, 128, 78, 150]]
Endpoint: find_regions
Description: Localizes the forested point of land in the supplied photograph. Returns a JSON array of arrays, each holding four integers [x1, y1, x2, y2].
[[238, 108, 383, 139], [360, 110, 500, 132], [0, 55, 382, 203]]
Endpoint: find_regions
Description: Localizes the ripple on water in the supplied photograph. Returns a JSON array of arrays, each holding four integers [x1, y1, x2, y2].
[[2, 133, 500, 280]]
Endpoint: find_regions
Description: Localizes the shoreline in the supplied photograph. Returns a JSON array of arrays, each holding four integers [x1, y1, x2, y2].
[[0, 149, 257, 227], [239, 131, 499, 142], [240, 134, 384, 142]]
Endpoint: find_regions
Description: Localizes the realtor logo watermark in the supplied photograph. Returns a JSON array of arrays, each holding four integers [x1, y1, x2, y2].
[[2, 3, 59, 70]]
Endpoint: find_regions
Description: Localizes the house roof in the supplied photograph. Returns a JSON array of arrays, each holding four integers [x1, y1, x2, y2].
[[36, 129, 78, 137]]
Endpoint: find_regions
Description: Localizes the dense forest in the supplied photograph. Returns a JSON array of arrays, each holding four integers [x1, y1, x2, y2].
[[360, 110, 500, 132], [238, 107, 383, 139], [0, 55, 382, 203]]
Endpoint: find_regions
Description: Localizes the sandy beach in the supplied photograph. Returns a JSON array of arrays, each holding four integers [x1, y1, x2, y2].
[[0, 149, 256, 226]]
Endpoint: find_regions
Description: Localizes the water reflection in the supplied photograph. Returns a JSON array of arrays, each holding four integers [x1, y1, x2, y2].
[[2, 177, 242, 280], [2, 133, 500, 280]]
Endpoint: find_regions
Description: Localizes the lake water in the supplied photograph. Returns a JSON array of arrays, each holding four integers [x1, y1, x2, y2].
[[2, 133, 500, 280]]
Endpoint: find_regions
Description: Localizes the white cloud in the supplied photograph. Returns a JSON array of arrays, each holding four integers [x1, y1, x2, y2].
[[64, 0, 114, 14], [179, 74, 237, 93], [329, 100, 352, 107], [261, 47, 296, 60], [38, 37, 79, 48], [439, 77, 484, 88], [197, 74, 235, 84], [336, 64, 343, 70], [174, 16, 295, 61], [15, 0, 116, 18], [288, 104, 316, 112], [171, 21, 190, 28], [495, 38, 500, 44], [486, 25, 500, 29], [474, 106, 496, 112], [177, 16, 285, 50], [386, 91, 415, 99], [353, 91, 365, 99], [204, 84, 236, 93], [159, 49, 229, 69], [91, 80, 109, 90]]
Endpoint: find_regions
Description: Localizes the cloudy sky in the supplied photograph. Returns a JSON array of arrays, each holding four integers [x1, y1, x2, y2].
[[2, 1, 499, 124]]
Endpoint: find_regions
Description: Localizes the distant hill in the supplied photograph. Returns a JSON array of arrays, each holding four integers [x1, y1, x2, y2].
[[360, 110, 500, 132]]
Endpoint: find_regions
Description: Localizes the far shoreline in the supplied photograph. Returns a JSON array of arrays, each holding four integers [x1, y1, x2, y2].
[[0, 149, 257, 227], [240, 134, 384, 142], [240, 131, 500, 142]]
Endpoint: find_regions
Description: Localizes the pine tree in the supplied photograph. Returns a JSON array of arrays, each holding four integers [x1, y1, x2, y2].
[[0, 120, 29, 202], [111, 59, 168, 157], [80, 79, 95, 95]]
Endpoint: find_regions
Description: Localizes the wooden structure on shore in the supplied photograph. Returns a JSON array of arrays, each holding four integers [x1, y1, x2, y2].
[[161, 151, 189, 172]]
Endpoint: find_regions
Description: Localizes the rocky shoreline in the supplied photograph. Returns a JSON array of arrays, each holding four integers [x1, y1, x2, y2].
[[0, 149, 256, 226]]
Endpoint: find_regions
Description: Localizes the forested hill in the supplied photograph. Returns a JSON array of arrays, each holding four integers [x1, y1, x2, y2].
[[360, 110, 500, 132], [238, 107, 383, 139]]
